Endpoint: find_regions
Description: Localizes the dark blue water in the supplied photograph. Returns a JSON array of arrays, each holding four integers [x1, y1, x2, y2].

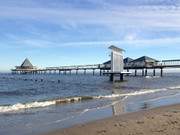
[[1, 72, 180, 135], [0, 74, 113, 106]]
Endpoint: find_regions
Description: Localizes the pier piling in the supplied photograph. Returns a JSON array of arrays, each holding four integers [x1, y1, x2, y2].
[[120, 74, 123, 81], [153, 69, 156, 76], [84, 69, 86, 75], [93, 69, 95, 76], [135, 69, 137, 76], [110, 74, 114, 81], [76, 69, 78, 75], [161, 68, 163, 77], [142, 69, 144, 76], [145, 68, 147, 76], [100, 70, 102, 76]]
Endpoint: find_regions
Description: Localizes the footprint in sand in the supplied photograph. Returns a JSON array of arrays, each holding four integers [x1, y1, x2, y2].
[[114, 122, 124, 127], [163, 114, 172, 117], [136, 120, 144, 124], [97, 129, 107, 135]]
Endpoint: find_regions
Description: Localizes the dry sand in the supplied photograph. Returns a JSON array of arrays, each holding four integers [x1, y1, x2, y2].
[[45, 104, 180, 135]]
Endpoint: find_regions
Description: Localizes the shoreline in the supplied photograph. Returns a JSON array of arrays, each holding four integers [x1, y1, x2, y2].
[[44, 103, 180, 135]]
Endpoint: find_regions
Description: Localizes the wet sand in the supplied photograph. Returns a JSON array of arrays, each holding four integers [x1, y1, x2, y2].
[[45, 104, 180, 135]]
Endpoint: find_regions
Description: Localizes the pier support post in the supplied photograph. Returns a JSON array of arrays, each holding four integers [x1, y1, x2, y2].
[[93, 69, 95, 76], [142, 69, 144, 76], [127, 69, 129, 76], [106, 70, 109, 76], [69, 70, 71, 75], [110, 74, 114, 81], [64, 70, 66, 75], [76, 69, 78, 75], [103, 70, 105, 76], [120, 74, 123, 81], [135, 69, 137, 76], [145, 68, 147, 76], [100, 70, 102, 76], [84, 69, 86, 75], [153, 69, 156, 76], [161, 68, 163, 77]]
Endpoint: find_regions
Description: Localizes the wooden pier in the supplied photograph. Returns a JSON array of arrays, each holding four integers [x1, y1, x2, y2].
[[124, 59, 180, 77], [11, 59, 180, 77], [12, 64, 108, 76], [11, 45, 180, 83]]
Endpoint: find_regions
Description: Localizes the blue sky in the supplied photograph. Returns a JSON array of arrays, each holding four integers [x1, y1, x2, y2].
[[1, 0, 180, 71]]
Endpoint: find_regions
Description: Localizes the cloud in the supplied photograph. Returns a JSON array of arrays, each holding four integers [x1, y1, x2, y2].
[[4, 36, 180, 49], [61, 37, 180, 48], [1, 1, 180, 29], [1, 0, 180, 50]]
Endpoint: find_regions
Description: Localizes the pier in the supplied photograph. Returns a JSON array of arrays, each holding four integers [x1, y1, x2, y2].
[[11, 59, 180, 76], [124, 59, 180, 77], [11, 46, 180, 82]]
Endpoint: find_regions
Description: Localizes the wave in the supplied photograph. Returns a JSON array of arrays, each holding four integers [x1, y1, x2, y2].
[[145, 76, 160, 79], [0, 96, 96, 113], [1, 85, 180, 113]]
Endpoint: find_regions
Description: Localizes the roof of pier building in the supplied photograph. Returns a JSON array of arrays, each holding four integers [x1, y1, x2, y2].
[[124, 57, 134, 63], [103, 60, 111, 65], [21, 58, 33, 68], [131, 56, 159, 63], [15, 58, 36, 69]]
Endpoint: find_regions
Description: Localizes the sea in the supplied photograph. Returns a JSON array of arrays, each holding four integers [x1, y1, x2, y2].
[[1, 70, 180, 135]]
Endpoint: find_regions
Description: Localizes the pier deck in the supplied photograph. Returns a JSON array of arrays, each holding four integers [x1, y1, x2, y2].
[[11, 59, 180, 77]]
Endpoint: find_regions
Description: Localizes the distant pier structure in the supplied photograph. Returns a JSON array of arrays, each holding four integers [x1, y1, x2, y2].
[[103, 45, 131, 81], [11, 46, 180, 80], [11, 58, 38, 74]]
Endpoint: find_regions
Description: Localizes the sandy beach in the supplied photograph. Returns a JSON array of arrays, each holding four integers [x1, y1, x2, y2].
[[45, 104, 180, 135]]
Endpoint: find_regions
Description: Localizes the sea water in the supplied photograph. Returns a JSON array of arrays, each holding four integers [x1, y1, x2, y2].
[[1, 72, 180, 135]]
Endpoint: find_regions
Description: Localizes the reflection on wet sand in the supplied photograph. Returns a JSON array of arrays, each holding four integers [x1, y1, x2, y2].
[[112, 101, 126, 116]]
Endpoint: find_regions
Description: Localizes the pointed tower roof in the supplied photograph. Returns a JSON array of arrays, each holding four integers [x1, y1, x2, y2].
[[20, 58, 33, 68]]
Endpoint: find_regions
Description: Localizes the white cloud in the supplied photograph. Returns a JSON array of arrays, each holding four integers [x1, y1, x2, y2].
[[61, 37, 180, 48], [124, 33, 137, 41], [1, 1, 180, 49], [1, 4, 180, 29], [6, 37, 180, 49]]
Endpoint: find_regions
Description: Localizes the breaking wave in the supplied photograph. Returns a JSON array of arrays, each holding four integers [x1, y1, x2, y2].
[[1, 85, 180, 113]]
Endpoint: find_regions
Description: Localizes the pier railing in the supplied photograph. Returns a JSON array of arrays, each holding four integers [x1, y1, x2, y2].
[[157, 59, 180, 67], [46, 64, 106, 70], [12, 59, 180, 76]]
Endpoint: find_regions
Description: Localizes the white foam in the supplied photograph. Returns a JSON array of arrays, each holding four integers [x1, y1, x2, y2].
[[0, 101, 56, 113], [120, 89, 166, 96], [95, 88, 167, 99], [0, 97, 89, 113], [1, 85, 180, 113], [168, 85, 180, 90], [98, 85, 180, 100], [145, 76, 160, 79]]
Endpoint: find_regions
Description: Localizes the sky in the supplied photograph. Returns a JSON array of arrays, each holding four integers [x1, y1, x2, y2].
[[1, 0, 180, 71]]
